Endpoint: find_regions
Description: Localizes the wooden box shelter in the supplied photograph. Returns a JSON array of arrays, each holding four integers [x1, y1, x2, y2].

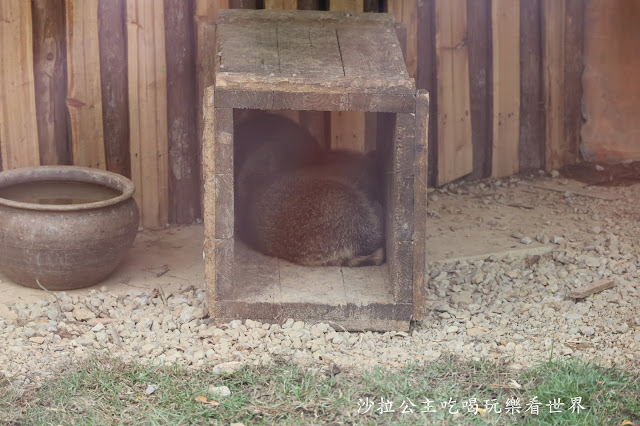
[[203, 9, 428, 331]]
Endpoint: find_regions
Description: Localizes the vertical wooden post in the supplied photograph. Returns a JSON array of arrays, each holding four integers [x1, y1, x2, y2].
[[265, 0, 298, 8], [435, 0, 473, 185], [467, 0, 492, 179], [65, 0, 106, 169], [165, 0, 201, 224], [417, 0, 438, 186], [330, 0, 365, 152], [0, 1, 41, 170], [387, 0, 418, 79], [32, 0, 71, 166], [542, 0, 565, 171], [491, 0, 520, 178], [127, 0, 169, 228], [519, 0, 545, 172], [413, 90, 429, 321], [564, 0, 585, 168], [99, 0, 131, 178]]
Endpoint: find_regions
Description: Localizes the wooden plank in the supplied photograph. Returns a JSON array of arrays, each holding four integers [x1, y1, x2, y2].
[[127, 0, 169, 228], [202, 86, 216, 310], [518, 0, 545, 172], [65, 0, 106, 169], [230, 0, 257, 8], [417, 0, 438, 186], [329, 0, 364, 11], [32, 0, 71, 166], [0, 1, 41, 169], [298, 0, 321, 9], [265, 0, 298, 8], [491, 0, 520, 178], [387, 0, 418, 79], [564, 0, 585, 168], [435, 0, 473, 185], [413, 91, 429, 320], [569, 279, 615, 300], [98, 0, 131, 177], [165, 0, 201, 224], [467, 0, 492, 179], [330, 0, 365, 152], [542, 0, 565, 172]]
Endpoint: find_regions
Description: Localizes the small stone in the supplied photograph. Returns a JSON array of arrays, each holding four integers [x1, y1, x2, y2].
[[471, 272, 484, 285], [212, 361, 243, 375], [91, 323, 105, 332], [585, 257, 600, 268], [23, 327, 36, 338], [0, 304, 17, 321], [208, 385, 231, 398], [292, 321, 305, 331], [446, 326, 459, 334], [520, 237, 532, 245], [558, 269, 569, 279], [73, 307, 95, 321], [451, 292, 473, 306], [580, 326, 596, 337], [550, 170, 560, 178], [466, 328, 485, 337], [552, 236, 564, 244], [29, 336, 45, 344], [595, 164, 605, 171], [591, 226, 601, 235], [283, 318, 295, 329]]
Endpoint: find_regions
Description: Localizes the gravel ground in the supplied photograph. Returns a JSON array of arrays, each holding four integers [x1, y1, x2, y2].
[[1, 174, 639, 394]]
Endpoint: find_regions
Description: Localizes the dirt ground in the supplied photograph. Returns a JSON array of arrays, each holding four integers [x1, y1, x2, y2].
[[1, 169, 632, 306]]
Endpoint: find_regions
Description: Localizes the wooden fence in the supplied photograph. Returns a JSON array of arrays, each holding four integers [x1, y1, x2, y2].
[[0, 0, 584, 228]]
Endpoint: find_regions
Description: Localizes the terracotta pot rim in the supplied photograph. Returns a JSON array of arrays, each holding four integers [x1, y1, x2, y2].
[[0, 166, 136, 211]]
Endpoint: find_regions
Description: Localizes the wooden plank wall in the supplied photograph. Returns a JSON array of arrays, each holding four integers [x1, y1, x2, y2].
[[0, 1, 586, 223]]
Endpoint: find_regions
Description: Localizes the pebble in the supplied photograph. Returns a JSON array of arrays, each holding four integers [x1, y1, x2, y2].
[[520, 237, 533, 245], [208, 385, 231, 398]]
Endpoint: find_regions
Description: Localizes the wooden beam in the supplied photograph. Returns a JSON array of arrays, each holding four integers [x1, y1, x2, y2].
[[491, 0, 520, 178], [127, 0, 169, 228], [0, 1, 41, 169], [467, 0, 492, 179], [417, 0, 437, 186], [542, 0, 565, 171], [165, 0, 201, 224], [99, 0, 131, 178], [330, 0, 365, 152], [65, 0, 106, 169], [435, 0, 473, 185], [564, 0, 585, 167], [387, 0, 418, 79], [32, 0, 71, 166], [265, 0, 298, 8], [518, 0, 545, 172]]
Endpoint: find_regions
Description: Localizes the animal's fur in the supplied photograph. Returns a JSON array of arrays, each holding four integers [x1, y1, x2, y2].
[[234, 113, 385, 267]]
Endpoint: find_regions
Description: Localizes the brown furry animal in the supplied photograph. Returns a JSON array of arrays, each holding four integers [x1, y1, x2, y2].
[[235, 114, 385, 267]]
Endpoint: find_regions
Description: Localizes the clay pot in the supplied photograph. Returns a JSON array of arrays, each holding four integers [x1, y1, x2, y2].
[[0, 166, 139, 290]]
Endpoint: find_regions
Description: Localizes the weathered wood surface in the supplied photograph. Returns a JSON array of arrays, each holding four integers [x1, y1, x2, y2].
[[413, 90, 429, 320], [519, 0, 545, 172], [265, 0, 298, 9], [564, 0, 585, 168], [491, 0, 520, 178], [165, 0, 201, 224], [435, 0, 472, 185], [542, 0, 566, 172], [387, 0, 418, 78], [0, 0, 41, 170], [467, 0, 492, 179], [127, 0, 169, 228], [329, 0, 364, 12], [98, 0, 131, 177], [417, 0, 437, 186], [569, 279, 615, 299], [32, 0, 70, 166], [65, 0, 106, 169]]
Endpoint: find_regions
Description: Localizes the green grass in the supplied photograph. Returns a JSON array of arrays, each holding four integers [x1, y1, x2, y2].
[[1, 355, 638, 425]]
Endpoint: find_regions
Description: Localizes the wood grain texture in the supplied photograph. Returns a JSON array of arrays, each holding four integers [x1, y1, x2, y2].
[[98, 0, 131, 177], [329, 0, 366, 152], [0, 0, 41, 169], [563, 0, 584, 168], [518, 0, 545, 172], [413, 91, 429, 320], [542, 0, 566, 172], [435, 0, 472, 185], [127, 0, 169, 228], [417, 0, 438, 186], [491, 0, 520, 178], [65, 0, 106, 169], [467, 0, 492, 179], [165, 0, 201, 224], [387, 0, 418, 78], [32, 0, 71, 166], [265, 0, 298, 8], [229, 0, 257, 8]]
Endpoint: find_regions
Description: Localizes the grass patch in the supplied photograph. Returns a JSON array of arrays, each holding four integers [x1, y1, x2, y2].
[[1, 355, 638, 425]]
